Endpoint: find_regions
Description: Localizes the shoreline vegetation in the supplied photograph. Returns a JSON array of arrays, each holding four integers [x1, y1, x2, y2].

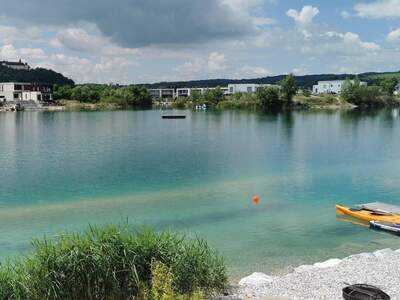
[[1, 223, 398, 300], [48, 74, 400, 112], [0, 225, 227, 300]]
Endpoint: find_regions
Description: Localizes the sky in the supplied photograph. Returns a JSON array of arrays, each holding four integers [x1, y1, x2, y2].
[[0, 0, 400, 84]]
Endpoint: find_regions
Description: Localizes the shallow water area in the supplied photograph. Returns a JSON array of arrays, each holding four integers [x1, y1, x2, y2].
[[1, 109, 400, 276]]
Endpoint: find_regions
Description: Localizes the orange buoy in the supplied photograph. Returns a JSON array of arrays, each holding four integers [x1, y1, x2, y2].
[[252, 195, 261, 205]]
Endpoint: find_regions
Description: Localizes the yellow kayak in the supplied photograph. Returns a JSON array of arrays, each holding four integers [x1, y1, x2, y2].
[[336, 204, 400, 223]]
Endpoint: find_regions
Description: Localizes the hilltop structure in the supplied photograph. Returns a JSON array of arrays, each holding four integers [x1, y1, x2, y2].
[[0, 59, 30, 71]]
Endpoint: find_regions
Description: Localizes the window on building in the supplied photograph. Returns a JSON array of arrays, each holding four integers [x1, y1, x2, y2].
[[247, 87, 253, 93], [229, 87, 234, 93]]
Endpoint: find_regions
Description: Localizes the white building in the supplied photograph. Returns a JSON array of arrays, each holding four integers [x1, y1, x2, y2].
[[0, 60, 30, 71], [312, 80, 367, 95], [226, 83, 278, 95], [0, 82, 53, 104], [149, 87, 230, 99], [148, 88, 175, 99], [149, 84, 277, 99]]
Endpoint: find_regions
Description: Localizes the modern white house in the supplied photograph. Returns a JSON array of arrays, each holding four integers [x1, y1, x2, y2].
[[312, 80, 367, 95], [0, 60, 30, 71], [149, 86, 230, 99], [149, 84, 278, 99], [148, 88, 175, 99], [0, 82, 53, 105], [227, 84, 259, 94]]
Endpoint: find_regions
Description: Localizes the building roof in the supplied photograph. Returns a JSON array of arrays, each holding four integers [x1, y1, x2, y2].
[[0, 60, 29, 66]]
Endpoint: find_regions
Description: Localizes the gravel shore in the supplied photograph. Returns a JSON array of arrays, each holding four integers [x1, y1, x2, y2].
[[218, 248, 400, 300]]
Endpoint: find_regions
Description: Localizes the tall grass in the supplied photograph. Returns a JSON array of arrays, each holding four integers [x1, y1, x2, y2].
[[0, 225, 227, 300]]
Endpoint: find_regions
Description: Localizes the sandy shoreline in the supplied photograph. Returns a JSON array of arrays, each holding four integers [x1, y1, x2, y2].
[[217, 248, 400, 300]]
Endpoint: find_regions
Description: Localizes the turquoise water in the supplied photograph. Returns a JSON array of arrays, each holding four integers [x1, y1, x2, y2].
[[1, 109, 400, 277]]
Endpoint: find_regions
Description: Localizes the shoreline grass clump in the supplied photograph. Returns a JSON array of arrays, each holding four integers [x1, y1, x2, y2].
[[0, 225, 227, 300]]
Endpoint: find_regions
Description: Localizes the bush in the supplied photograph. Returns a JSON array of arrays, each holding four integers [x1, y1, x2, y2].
[[0, 225, 227, 300], [256, 86, 282, 110], [302, 89, 311, 97], [279, 74, 297, 105], [54, 84, 153, 108], [217, 93, 260, 110], [341, 79, 384, 107], [381, 76, 399, 96], [171, 98, 188, 109]]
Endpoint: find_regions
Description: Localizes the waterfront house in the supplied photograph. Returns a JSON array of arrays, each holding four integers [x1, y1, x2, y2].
[[312, 80, 367, 95], [149, 84, 278, 99], [0, 82, 53, 108], [227, 84, 259, 94], [148, 88, 175, 99], [149, 87, 230, 99], [226, 83, 278, 95]]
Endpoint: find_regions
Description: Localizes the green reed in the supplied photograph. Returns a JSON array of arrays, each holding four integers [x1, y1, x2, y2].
[[0, 225, 227, 300]]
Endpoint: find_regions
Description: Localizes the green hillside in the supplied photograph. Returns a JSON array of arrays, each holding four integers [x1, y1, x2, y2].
[[0, 66, 74, 85], [147, 71, 400, 89]]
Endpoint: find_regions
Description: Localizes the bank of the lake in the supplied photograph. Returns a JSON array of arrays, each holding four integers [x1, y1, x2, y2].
[[1, 109, 400, 279], [222, 248, 400, 300]]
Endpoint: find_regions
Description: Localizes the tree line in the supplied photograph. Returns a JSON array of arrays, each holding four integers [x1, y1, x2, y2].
[[174, 74, 298, 111], [341, 76, 399, 108], [0, 66, 74, 85], [53, 84, 153, 108]]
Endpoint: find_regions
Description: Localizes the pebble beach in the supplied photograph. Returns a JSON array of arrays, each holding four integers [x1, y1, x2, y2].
[[218, 248, 400, 300]]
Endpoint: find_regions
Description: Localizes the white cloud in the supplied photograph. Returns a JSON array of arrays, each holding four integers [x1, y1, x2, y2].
[[0, 44, 46, 62], [19, 48, 46, 60], [37, 54, 135, 84], [174, 58, 205, 80], [172, 52, 229, 79], [208, 52, 227, 75], [2, 0, 262, 48], [340, 10, 352, 19], [253, 17, 275, 26], [52, 27, 107, 52], [292, 67, 310, 75], [286, 6, 319, 26], [355, 0, 400, 18], [0, 26, 19, 44], [238, 65, 272, 78], [387, 28, 400, 45], [222, 0, 274, 28], [312, 31, 381, 55]]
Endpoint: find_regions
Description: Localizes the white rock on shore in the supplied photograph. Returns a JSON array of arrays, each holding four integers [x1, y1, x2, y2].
[[220, 248, 400, 300], [239, 273, 274, 287]]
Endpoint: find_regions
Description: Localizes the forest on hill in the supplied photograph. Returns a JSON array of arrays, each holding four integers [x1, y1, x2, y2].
[[146, 71, 400, 89], [0, 66, 74, 85]]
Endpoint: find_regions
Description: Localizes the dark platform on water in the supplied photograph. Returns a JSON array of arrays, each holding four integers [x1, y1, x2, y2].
[[162, 115, 186, 119]]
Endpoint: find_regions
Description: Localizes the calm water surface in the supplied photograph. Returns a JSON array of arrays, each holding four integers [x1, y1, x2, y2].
[[1, 109, 400, 276]]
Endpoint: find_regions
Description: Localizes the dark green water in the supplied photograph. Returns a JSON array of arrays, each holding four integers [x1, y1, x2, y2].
[[1, 109, 400, 276]]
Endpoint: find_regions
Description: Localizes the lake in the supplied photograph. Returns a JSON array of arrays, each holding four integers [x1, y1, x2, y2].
[[1, 109, 400, 277]]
